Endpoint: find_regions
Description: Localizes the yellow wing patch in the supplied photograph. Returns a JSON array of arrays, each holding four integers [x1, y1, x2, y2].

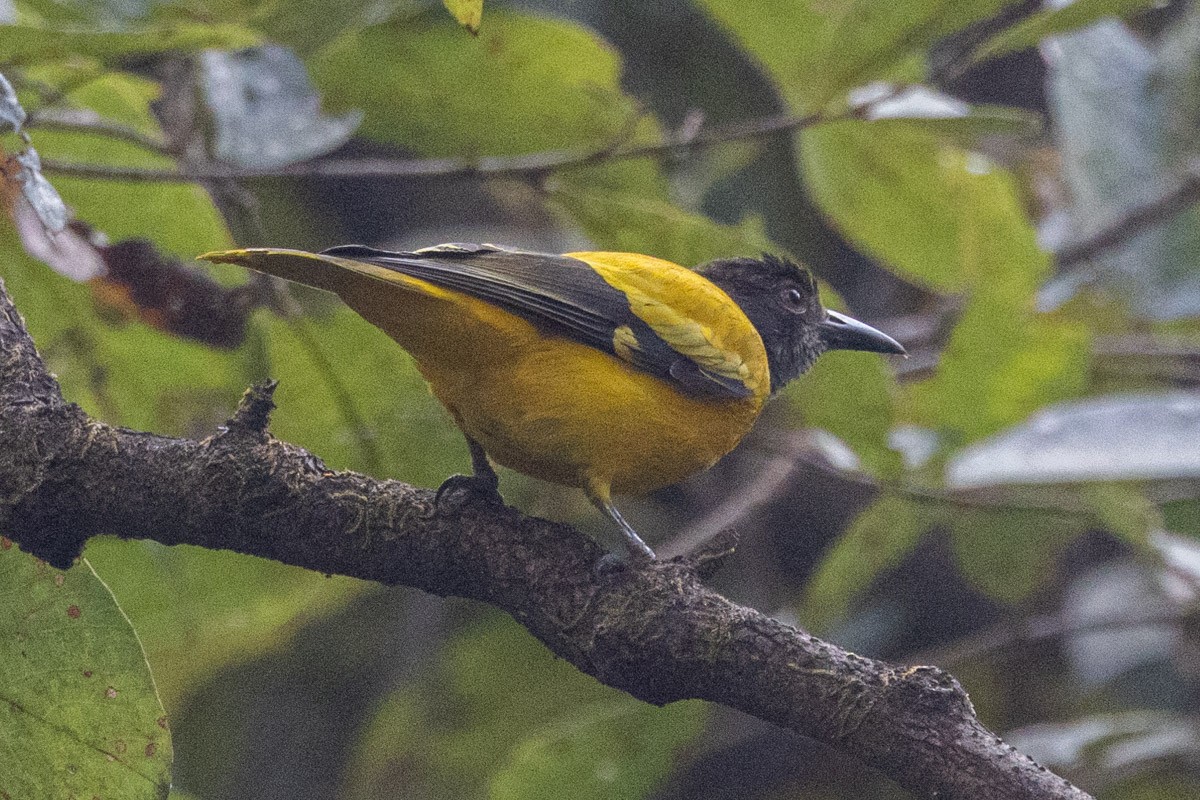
[[570, 251, 769, 398], [612, 324, 640, 361]]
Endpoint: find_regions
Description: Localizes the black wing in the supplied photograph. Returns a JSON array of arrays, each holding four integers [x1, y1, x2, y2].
[[320, 243, 751, 399]]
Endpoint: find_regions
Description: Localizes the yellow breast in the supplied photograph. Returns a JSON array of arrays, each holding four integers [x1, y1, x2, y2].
[[341, 274, 766, 495]]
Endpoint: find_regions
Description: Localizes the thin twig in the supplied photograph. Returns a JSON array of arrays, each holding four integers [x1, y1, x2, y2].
[[23, 107, 173, 156], [284, 316, 384, 475], [38, 106, 831, 184], [1055, 159, 1200, 268], [659, 438, 811, 560], [912, 605, 1199, 669]]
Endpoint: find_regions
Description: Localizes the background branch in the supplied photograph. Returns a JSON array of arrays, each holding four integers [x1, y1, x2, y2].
[[0, 275, 1092, 800], [37, 106, 829, 184], [1054, 158, 1200, 268]]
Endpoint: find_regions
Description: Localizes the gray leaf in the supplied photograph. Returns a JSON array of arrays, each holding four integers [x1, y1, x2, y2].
[[1043, 15, 1200, 320], [947, 392, 1200, 488], [200, 46, 363, 169], [0, 71, 27, 132], [15, 148, 68, 235]]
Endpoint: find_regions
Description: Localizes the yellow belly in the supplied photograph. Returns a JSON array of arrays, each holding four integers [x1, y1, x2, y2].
[[344, 280, 764, 495], [422, 336, 763, 494]]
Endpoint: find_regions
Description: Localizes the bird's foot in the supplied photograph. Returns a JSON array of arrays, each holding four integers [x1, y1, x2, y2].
[[622, 535, 657, 563], [592, 539, 656, 578], [431, 472, 502, 516], [593, 551, 630, 578]]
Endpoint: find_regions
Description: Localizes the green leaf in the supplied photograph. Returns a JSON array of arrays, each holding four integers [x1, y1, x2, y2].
[[311, 11, 640, 155], [800, 495, 931, 631], [0, 549, 172, 799], [310, 10, 666, 196], [701, 0, 1012, 112], [0, 21, 259, 63], [1080, 484, 1161, 547], [442, 0, 483, 35], [804, 121, 1015, 292], [915, 308, 1090, 445], [974, 0, 1165, 60], [548, 183, 775, 266], [949, 508, 1085, 603], [491, 701, 705, 800], [787, 350, 901, 477], [345, 616, 707, 799], [82, 539, 363, 710], [902, 158, 1091, 444]]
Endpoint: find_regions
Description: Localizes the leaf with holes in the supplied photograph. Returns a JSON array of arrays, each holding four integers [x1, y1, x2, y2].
[[0, 548, 171, 799]]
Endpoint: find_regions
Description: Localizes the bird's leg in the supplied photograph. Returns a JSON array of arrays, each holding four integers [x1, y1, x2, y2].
[[585, 481, 656, 562], [434, 435, 502, 511]]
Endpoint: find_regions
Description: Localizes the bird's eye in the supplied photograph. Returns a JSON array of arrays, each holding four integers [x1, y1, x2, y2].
[[780, 286, 806, 313]]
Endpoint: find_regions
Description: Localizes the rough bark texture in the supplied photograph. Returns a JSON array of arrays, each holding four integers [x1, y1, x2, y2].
[[0, 277, 1092, 800]]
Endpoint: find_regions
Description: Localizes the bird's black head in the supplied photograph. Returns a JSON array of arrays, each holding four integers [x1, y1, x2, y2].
[[697, 254, 905, 394]]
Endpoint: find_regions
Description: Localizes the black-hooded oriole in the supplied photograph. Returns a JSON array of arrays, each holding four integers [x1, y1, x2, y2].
[[202, 244, 904, 560]]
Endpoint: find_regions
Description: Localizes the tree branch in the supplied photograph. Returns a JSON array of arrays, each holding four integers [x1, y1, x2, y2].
[[22, 107, 174, 157], [37, 107, 828, 184], [1055, 158, 1200, 268], [0, 276, 1092, 800]]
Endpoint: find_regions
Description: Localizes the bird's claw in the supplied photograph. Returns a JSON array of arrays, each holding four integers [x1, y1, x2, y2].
[[593, 551, 631, 578], [430, 473, 502, 517]]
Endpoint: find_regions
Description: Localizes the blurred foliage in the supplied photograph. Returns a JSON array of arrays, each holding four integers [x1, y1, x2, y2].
[[2, 0, 1200, 798], [346, 616, 705, 799]]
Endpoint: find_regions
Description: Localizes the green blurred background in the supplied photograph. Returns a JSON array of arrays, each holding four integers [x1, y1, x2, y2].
[[2, 0, 1199, 798]]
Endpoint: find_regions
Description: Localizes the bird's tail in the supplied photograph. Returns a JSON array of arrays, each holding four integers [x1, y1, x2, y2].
[[200, 247, 422, 297]]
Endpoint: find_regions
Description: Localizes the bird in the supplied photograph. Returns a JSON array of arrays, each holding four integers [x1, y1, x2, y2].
[[201, 243, 904, 560]]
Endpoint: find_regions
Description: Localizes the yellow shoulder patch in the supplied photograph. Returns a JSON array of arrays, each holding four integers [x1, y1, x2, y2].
[[569, 251, 769, 397]]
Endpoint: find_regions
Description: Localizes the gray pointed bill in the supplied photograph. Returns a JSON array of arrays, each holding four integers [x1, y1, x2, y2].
[[818, 310, 906, 355]]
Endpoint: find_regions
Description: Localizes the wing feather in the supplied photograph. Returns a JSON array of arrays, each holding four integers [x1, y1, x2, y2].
[[317, 243, 758, 400]]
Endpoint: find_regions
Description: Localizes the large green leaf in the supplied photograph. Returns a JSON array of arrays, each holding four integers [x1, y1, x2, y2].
[[699, 0, 1068, 373], [802, 121, 991, 292], [948, 508, 1085, 604], [701, 0, 1013, 113], [310, 9, 666, 196], [345, 616, 707, 799], [788, 350, 901, 477], [0, 549, 172, 799], [0, 21, 258, 63], [491, 701, 705, 800], [800, 495, 934, 632], [903, 161, 1090, 444], [82, 539, 362, 710]]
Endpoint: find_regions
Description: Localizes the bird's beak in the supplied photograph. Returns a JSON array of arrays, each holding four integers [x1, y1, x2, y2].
[[818, 310, 906, 355]]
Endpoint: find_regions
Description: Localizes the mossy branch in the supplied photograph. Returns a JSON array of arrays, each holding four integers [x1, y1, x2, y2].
[[0, 275, 1092, 800]]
